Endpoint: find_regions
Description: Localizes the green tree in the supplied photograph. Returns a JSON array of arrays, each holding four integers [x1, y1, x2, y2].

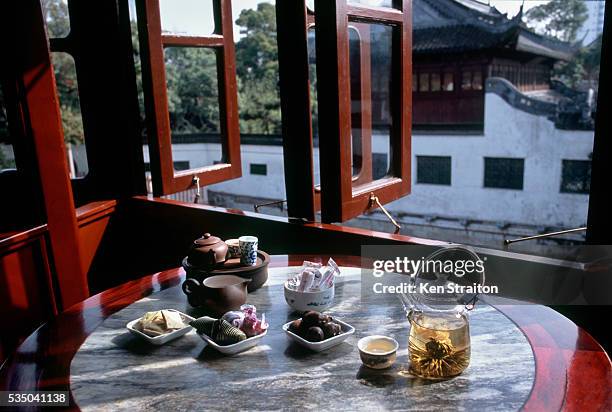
[[234, 3, 281, 134], [525, 0, 588, 43], [550, 33, 602, 88], [164, 47, 220, 133]]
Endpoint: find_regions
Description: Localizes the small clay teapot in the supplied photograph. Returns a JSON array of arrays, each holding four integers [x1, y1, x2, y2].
[[188, 233, 228, 269], [182, 275, 250, 316]]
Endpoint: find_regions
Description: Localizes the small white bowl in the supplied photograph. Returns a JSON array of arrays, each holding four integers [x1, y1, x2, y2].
[[357, 335, 399, 369], [126, 309, 194, 345], [284, 281, 335, 312], [198, 329, 267, 355], [283, 318, 354, 352]]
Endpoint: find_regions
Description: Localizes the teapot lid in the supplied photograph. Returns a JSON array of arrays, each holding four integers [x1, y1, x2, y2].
[[402, 246, 486, 314], [194, 233, 222, 247]]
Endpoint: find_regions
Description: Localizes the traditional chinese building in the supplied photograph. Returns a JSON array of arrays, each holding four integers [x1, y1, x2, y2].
[[410, 0, 574, 130]]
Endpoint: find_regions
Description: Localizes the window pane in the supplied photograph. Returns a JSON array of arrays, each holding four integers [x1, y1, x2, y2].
[[51, 52, 88, 178], [164, 47, 223, 170], [472, 71, 483, 90], [417, 156, 451, 185], [430, 72, 441, 92], [0, 143, 14, 171], [43, 0, 70, 38], [159, 0, 215, 36], [412, 72, 417, 91], [372, 152, 388, 180], [308, 28, 320, 188], [461, 70, 472, 90], [349, 27, 363, 177], [443, 71, 454, 91], [348, 0, 395, 8], [561, 160, 591, 194], [0, 87, 16, 171], [484, 158, 524, 190], [350, 23, 395, 191], [419, 72, 429, 92]]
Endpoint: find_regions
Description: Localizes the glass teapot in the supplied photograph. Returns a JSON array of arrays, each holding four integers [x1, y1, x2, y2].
[[399, 246, 485, 379]]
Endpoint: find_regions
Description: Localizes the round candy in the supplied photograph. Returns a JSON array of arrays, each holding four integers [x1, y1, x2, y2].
[[306, 326, 324, 342], [302, 311, 321, 328], [322, 321, 341, 339], [288, 319, 302, 334]]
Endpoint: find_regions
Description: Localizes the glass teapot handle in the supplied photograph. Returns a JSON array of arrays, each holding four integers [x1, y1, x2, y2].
[[458, 293, 479, 312]]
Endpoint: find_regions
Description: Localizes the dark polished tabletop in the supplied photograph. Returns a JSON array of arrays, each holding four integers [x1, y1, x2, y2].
[[0, 255, 610, 411]]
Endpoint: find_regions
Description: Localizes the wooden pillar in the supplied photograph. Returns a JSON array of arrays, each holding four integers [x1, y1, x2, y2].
[[0, 1, 88, 308], [276, 0, 317, 221], [586, 2, 611, 244], [57, 0, 146, 203]]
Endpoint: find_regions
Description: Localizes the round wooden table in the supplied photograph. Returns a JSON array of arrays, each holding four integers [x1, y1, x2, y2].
[[0, 255, 610, 411]]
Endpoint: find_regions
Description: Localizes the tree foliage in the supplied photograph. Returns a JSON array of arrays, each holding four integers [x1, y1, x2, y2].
[[235, 3, 281, 134], [551, 33, 602, 88], [4, 0, 290, 148], [161, 3, 282, 135], [165, 47, 220, 133], [526, 0, 600, 88], [525, 0, 588, 43]]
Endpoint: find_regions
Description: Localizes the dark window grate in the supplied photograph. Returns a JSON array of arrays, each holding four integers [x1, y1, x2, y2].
[[250, 163, 267, 176], [561, 160, 591, 194], [484, 157, 524, 190], [417, 156, 451, 185]]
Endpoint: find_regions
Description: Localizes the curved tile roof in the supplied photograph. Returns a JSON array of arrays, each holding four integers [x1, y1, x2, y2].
[[413, 0, 574, 60]]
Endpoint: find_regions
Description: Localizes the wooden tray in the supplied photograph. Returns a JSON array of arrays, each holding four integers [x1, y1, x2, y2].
[[182, 250, 269, 292]]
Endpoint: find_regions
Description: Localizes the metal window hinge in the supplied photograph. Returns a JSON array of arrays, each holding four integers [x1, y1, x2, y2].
[[369, 193, 401, 234]]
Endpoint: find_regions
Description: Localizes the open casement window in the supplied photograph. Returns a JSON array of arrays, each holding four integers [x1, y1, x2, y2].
[[136, 0, 241, 196], [315, 0, 412, 223], [278, 1, 411, 223]]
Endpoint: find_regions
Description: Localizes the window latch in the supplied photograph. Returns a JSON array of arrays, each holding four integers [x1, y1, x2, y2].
[[368, 193, 401, 234], [192, 176, 201, 204], [254, 199, 286, 213], [504, 227, 586, 245]]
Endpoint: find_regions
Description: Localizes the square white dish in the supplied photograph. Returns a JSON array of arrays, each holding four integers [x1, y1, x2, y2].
[[126, 309, 194, 345], [282, 318, 355, 352], [198, 329, 267, 355]]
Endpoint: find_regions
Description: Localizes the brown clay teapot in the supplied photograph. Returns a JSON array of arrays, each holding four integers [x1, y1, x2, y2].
[[188, 233, 228, 269], [182, 275, 250, 316]]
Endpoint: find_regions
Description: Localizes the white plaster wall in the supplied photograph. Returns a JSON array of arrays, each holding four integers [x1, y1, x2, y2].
[[144, 143, 288, 200], [144, 92, 594, 228], [384, 93, 593, 227]]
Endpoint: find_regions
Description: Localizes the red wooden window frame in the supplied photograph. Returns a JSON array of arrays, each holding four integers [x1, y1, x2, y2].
[[314, 0, 412, 223], [136, 0, 241, 196]]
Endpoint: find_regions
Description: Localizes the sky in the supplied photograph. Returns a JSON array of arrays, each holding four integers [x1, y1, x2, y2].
[[147, 0, 608, 41], [154, 0, 550, 39], [488, 1, 548, 16], [157, 0, 274, 39]]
